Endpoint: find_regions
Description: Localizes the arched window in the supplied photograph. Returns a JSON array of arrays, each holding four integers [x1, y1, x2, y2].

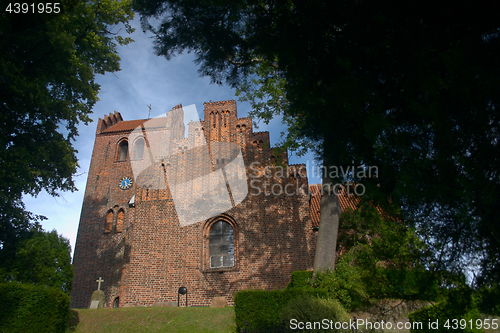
[[209, 221, 234, 268], [116, 209, 124, 233], [134, 138, 144, 160], [105, 211, 113, 233], [118, 140, 128, 161], [113, 297, 119, 308]]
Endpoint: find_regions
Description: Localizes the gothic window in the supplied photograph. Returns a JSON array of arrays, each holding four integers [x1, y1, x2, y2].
[[116, 209, 124, 233], [209, 221, 234, 268], [118, 140, 128, 161], [134, 138, 144, 160], [105, 211, 113, 233]]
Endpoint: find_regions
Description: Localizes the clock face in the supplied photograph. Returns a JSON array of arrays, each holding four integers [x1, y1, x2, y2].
[[119, 177, 133, 190]]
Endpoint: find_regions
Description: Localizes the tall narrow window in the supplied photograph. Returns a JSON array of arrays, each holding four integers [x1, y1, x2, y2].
[[209, 221, 234, 268], [118, 140, 128, 161], [105, 211, 113, 233], [116, 209, 124, 233], [134, 138, 144, 160]]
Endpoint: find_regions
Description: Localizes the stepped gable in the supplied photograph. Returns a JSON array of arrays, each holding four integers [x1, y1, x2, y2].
[[96, 111, 125, 133]]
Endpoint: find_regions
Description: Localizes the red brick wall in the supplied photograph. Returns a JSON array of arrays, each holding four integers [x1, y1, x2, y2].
[[71, 101, 317, 308]]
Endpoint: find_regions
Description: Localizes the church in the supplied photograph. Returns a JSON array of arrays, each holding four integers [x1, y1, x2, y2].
[[71, 100, 358, 308]]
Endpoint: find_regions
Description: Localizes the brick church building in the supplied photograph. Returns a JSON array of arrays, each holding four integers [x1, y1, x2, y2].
[[71, 100, 357, 308]]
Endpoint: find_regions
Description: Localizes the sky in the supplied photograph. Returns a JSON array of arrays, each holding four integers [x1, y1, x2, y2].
[[23, 17, 321, 257]]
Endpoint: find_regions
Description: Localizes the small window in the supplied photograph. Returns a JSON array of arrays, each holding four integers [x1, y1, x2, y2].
[[113, 297, 119, 308], [209, 221, 234, 268], [105, 211, 113, 233], [116, 209, 124, 233], [118, 140, 128, 161], [134, 138, 144, 160]]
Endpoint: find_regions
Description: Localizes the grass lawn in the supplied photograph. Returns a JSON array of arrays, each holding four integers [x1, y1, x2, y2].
[[67, 305, 499, 333], [67, 306, 236, 333]]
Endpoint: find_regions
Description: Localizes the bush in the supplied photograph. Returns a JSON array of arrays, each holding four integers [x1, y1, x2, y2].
[[476, 283, 500, 316], [234, 289, 329, 331], [280, 294, 350, 333], [368, 266, 440, 301], [286, 270, 314, 291], [312, 258, 369, 311], [408, 285, 483, 333], [286, 257, 369, 311], [0, 282, 70, 333]]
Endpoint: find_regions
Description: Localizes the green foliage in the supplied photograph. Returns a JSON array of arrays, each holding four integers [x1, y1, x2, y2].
[[0, 230, 73, 293], [370, 267, 439, 302], [312, 257, 369, 311], [134, 0, 500, 285], [476, 284, 500, 316], [286, 270, 314, 291], [0, 283, 70, 333], [0, 0, 134, 257], [336, 207, 438, 305], [233, 289, 329, 331], [236, 62, 313, 157], [339, 207, 430, 269], [409, 284, 483, 333], [288, 267, 438, 313], [280, 294, 350, 333], [285, 207, 438, 311]]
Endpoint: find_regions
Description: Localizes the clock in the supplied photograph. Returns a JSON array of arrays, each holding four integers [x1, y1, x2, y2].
[[119, 176, 133, 190]]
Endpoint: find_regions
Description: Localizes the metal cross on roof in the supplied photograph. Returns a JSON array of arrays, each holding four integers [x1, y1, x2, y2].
[[96, 277, 104, 291]]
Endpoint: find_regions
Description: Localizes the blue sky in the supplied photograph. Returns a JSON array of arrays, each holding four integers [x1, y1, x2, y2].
[[23, 17, 321, 257]]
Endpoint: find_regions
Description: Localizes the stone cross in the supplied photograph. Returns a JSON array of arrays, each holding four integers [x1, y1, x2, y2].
[[96, 277, 104, 290]]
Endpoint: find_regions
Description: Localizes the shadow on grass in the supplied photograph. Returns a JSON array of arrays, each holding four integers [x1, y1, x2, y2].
[[67, 309, 80, 332]]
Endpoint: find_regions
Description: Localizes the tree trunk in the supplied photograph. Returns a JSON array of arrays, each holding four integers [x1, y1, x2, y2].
[[312, 169, 341, 278]]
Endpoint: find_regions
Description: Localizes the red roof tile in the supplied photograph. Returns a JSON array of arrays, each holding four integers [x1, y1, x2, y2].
[[309, 184, 362, 228], [101, 119, 147, 133], [309, 183, 391, 229]]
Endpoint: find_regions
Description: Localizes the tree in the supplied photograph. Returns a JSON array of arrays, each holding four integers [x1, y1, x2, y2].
[[134, 0, 500, 284], [0, 230, 73, 293], [0, 0, 134, 261]]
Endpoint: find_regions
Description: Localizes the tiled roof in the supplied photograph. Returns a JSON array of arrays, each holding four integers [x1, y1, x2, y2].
[[309, 184, 363, 228], [309, 183, 392, 229], [101, 119, 147, 133]]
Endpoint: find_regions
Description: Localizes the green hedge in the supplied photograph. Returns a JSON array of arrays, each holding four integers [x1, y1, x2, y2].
[[280, 294, 350, 333], [0, 283, 70, 333], [234, 289, 330, 331]]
